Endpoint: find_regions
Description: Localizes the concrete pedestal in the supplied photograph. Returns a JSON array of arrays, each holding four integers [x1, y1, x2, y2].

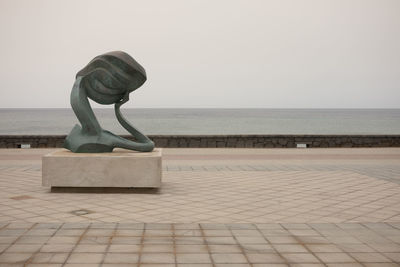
[[42, 148, 162, 188]]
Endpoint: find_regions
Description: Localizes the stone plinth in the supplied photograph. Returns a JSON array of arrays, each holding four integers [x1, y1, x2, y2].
[[42, 148, 162, 188]]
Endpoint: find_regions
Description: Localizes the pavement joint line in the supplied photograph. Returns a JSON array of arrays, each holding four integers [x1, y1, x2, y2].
[[337, 190, 400, 222], [198, 223, 216, 267], [389, 223, 400, 230], [0, 223, 9, 230], [360, 222, 400, 255], [279, 223, 332, 265], [136, 223, 146, 266], [255, 223, 289, 265], [1, 222, 37, 262], [99, 222, 118, 266], [172, 223, 177, 267], [61, 222, 90, 266], [226, 223, 253, 266], [23, 222, 63, 266]]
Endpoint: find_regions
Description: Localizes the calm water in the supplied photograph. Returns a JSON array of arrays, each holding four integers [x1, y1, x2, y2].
[[0, 109, 399, 135]]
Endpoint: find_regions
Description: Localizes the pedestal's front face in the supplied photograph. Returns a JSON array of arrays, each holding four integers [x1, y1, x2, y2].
[[42, 148, 162, 188]]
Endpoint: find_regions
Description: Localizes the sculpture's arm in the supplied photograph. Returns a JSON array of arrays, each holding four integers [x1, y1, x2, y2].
[[70, 77, 102, 135], [113, 93, 155, 152]]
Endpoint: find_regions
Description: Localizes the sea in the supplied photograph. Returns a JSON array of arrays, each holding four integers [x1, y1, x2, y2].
[[0, 109, 399, 135]]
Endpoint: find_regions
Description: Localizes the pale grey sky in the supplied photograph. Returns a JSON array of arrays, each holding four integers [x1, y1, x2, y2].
[[0, 0, 399, 108]]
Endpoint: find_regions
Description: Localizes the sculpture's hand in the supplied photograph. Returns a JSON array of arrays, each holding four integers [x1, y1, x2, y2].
[[113, 93, 154, 152], [116, 92, 129, 108]]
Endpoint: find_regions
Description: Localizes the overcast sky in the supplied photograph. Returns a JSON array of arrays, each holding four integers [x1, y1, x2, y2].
[[0, 0, 399, 108]]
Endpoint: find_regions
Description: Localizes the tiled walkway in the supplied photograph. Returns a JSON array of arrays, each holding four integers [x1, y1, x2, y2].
[[0, 148, 399, 266], [1, 222, 400, 266]]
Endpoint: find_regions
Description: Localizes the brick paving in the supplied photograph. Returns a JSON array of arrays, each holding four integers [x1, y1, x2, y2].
[[0, 147, 399, 265], [0, 222, 400, 266]]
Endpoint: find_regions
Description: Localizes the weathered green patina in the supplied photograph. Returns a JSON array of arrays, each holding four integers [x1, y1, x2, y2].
[[64, 51, 154, 153]]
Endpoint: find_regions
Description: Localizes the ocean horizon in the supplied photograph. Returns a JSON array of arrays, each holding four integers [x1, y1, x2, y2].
[[1, 108, 399, 135]]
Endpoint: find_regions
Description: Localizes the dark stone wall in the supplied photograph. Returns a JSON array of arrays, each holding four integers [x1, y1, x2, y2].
[[0, 135, 399, 148]]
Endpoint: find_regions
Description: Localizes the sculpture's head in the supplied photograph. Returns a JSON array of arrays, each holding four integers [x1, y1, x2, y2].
[[76, 51, 147, 105]]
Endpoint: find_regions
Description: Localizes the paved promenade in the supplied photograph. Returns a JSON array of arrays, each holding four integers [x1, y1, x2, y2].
[[0, 148, 399, 266]]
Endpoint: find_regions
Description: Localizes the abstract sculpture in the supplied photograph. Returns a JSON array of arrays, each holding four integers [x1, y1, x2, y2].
[[64, 51, 154, 153]]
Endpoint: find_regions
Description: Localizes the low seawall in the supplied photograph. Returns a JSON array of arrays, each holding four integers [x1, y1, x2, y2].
[[1, 135, 399, 148]]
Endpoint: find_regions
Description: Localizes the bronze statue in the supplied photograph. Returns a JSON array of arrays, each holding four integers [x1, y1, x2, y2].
[[64, 51, 154, 153]]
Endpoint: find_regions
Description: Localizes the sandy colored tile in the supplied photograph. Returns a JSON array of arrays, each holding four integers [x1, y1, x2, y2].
[[246, 253, 285, 263], [108, 244, 141, 253], [177, 253, 212, 264], [176, 244, 208, 253], [30, 253, 68, 263], [273, 244, 308, 253], [66, 253, 104, 263], [40, 244, 75, 253], [306, 244, 343, 253], [314, 253, 356, 263], [140, 253, 175, 264], [211, 253, 248, 264], [0, 253, 33, 263], [103, 253, 139, 264], [349, 253, 392, 263], [6, 244, 42, 253], [142, 244, 174, 253], [282, 253, 321, 263]]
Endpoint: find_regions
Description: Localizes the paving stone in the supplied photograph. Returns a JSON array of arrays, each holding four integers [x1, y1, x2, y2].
[[111, 236, 141, 244], [80, 236, 110, 244], [306, 244, 343, 253], [54, 229, 85, 236], [143, 237, 174, 244], [383, 252, 400, 262], [273, 244, 308, 253], [211, 253, 248, 264], [265, 236, 298, 244], [46, 236, 80, 244], [5, 223, 34, 229], [176, 253, 212, 264], [175, 244, 208, 253], [40, 244, 75, 253], [349, 253, 392, 263], [140, 253, 175, 264], [73, 244, 108, 253], [115, 229, 143, 236], [175, 237, 204, 245], [66, 253, 104, 263], [15, 236, 49, 244], [6, 244, 42, 253], [282, 253, 321, 263], [0, 253, 32, 263], [314, 253, 356, 263], [103, 253, 139, 263], [236, 236, 269, 244], [206, 236, 237, 245], [175, 229, 202, 237], [25, 229, 57, 236], [30, 253, 69, 263], [0, 229, 25, 236], [241, 244, 275, 253], [246, 253, 285, 263]]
